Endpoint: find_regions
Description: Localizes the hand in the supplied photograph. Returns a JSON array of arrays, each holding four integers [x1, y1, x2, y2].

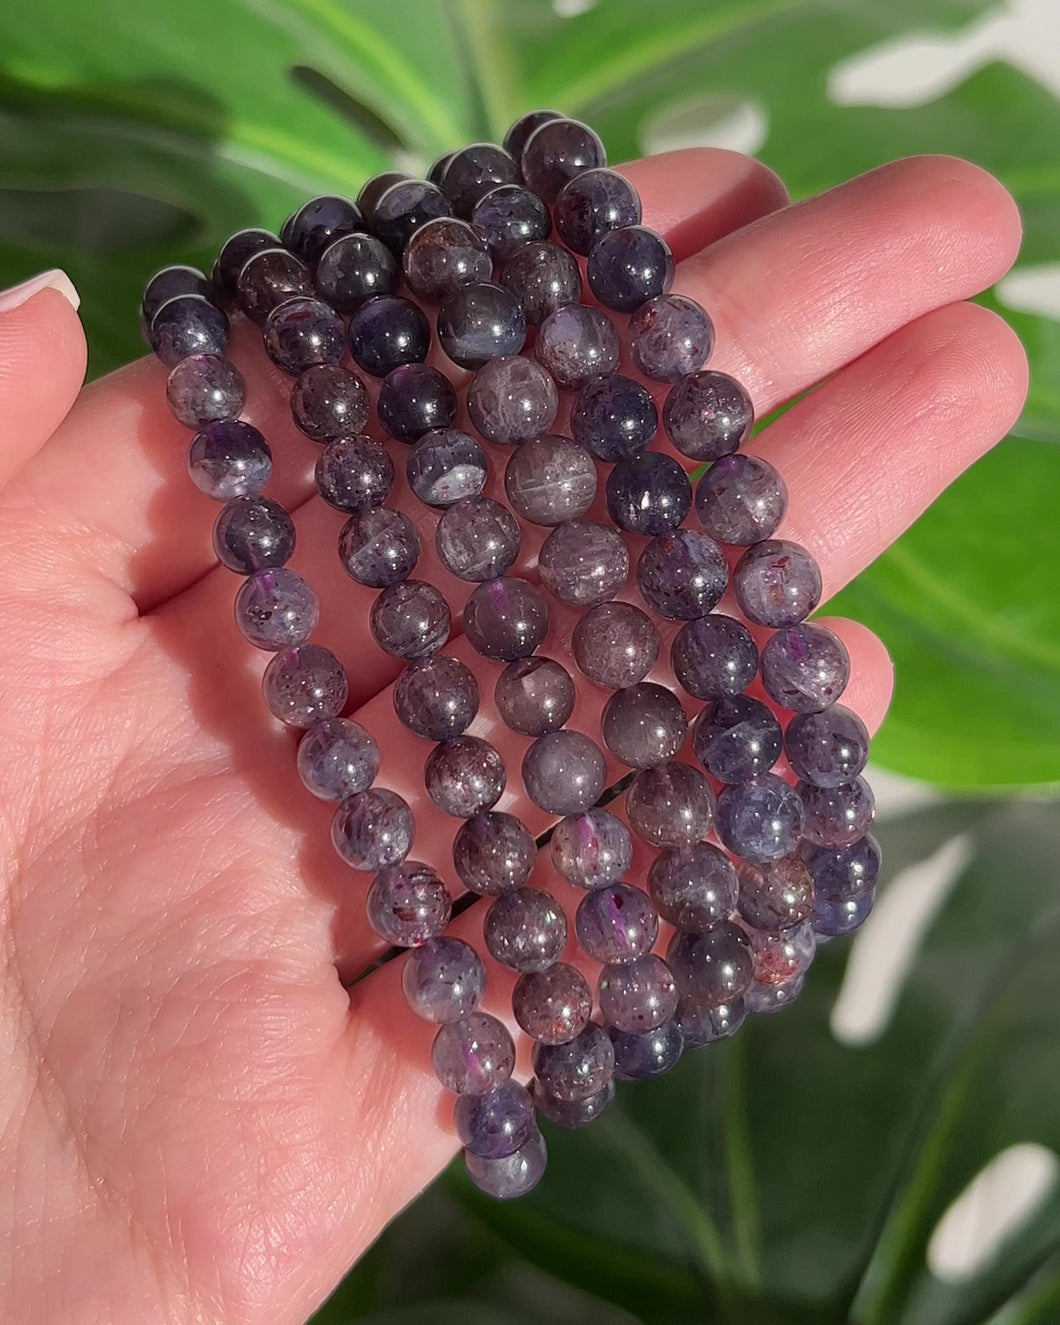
[[0, 148, 1026, 1325]]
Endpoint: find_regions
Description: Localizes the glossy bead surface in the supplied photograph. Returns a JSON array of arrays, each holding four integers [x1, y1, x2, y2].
[[678, 998, 747, 1047], [455, 1081, 536, 1159], [331, 788, 414, 870], [745, 921, 816, 986], [315, 436, 394, 513], [283, 194, 362, 267], [513, 964, 592, 1045], [798, 777, 876, 847], [733, 539, 822, 628], [499, 240, 581, 324], [402, 217, 492, 304], [212, 495, 294, 573], [535, 304, 619, 390], [666, 923, 754, 1007], [402, 936, 486, 1022], [532, 1077, 614, 1129], [626, 760, 715, 848], [554, 167, 641, 255], [188, 420, 271, 500], [357, 171, 409, 220], [432, 1012, 515, 1095], [522, 730, 606, 815], [484, 886, 568, 973], [393, 654, 479, 741], [378, 363, 458, 442], [761, 624, 850, 714], [800, 834, 881, 900], [441, 142, 520, 217], [813, 890, 876, 938], [637, 529, 727, 620], [550, 810, 632, 890], [142, 263, 212, 323], [648, 842, 739, 932], [716, 774, 804, 863], [463, 577, 549, 661], [531, 1023, 615, 1101], [587, 225, 674, 312], [150, 294, 227, 367], [167, 354, 246, 429], [316, 232, 397, 313], [436, 497, 520, 581], [745, 972, 806, 1014], [425, 735, 506, 817], [576, 884, 658, 963], [671, 614, 759, 699], [407, 429, 488, 507], [290, 364, 369, 442], [262, 644, 347, 728], [521, 117, 606, 203], [572, 601, 659, 690], [605, 452, 691, 536], [464, 1131, 547, 1199], [503, 108, 563, 161], [695, 453, 787, 546], [370, 580, 451, 659], [234, 567, 318, 649], [346, 294, 430, 377], [503, 434, 596, 525], [494, 656, 575, 736], [539, 519, 629, 607], [237, 248, 312, 323], [366, 860, 451, 946], [628, 294, 714, 383], [438, 282, 526, 371], [467, 355, 559, 446], [786, 705, 871, 787], [213, 233, 277, 303], [297, 717, 379, 800], [610, 1019, 684, 1081], [371, 178, 452, 253], [663, 370, 753, 461], [571, 374, 657, 463], [598, 954, 677, 1033], [471, 183, 551, 259], [263, 296, 344, 374], [692, 695, 783, 782], [453, 811, 536, 896], [737, 855, 815, 930], [601, 682, 688, 769], [338, 507, 420, 588]]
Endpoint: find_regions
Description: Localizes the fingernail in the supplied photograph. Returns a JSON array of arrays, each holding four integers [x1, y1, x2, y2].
[[0, 269, 81, 314]]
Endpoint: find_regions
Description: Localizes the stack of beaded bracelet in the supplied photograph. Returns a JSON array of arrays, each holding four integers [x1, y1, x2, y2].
[[142, 108, 880, 1201]]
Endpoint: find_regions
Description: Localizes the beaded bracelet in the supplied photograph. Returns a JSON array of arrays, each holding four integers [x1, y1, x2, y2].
[[142, 108, 881, 1201]]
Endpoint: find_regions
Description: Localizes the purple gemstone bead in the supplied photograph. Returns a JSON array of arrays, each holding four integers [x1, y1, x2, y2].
[[648, 843, 739, 932], [605, 452, 691, 536], [513, 963, 592, 1045], [798, 777, 876, 847], [283, 193, 363, 267], [150, 294, 228, 367], [315, 436, 395, 513], [237, 247, 313, 324], [678, 998, 746, 1047], [372, 179, 453, 253], [188, 420, 271, 500], [263, 296, 344, 375], [316, 232, 397, 313], [628, 294, 714, 383], [331, 787, 414, 870], [663, 370, 753, 461], [471, 183, 551, 259], [378, 363, 458, 443], [536, 304, 619, 390], [484, 886, 568, 972], [402, 217, 492, 304], [800, 834, 881, 900], [733, 539, 822, 628], [402, 936, 485, 1022], [531, 1022, 615, 1101], [695, 453, 787, 547], [262, 643, 348, 728], [438, 281, 526, 370], [366, 860, 452, 946], [370, 580, 451, 659], [586, 225, 674, 313], [637, 529, 728, 620], [576, 883, 659, 963], [338, 507, 421, 588], [539, 519, 629, 607], [436, 496, 520, 581], [761, 624, 850, 714], [503, 108, 563, 162], [407, 429, 488, 507], [601, 682, 689, 769], [692, 694, 783, 783], [571, 602, 659, 690], [453, 811, 536, 896], [494, 656, 575, 736], [425, 735, 506, 817], [440, 142, 520, 218], [212, 495, 294, 573], [296, 717, 379, 800], [745, 920, 816, 986], [142, 264, 212, 323], [346, 294, 430, 377], [598, 954, 678, 1033], [745, 972, 806, 1014], [671, 614, 759, 699], [666, 923, 754, 1007], [813, 890, 875, 938], [467, 355, 558, 445], [213, 233, 277, 304], [532, 1077, 614, 1128], [464, 1130, 547, 1199], [504, 435, 596, 525], [716, 774, 805, 863], [786, 705, 871, 787], [626, 760, 715, 848], [463, 577, 549, 661], [610, 1019, 684, 1081], [571, 374, 658, 463], [550, 810, 632, 890], [234, 567, 319, 650], [522, 730, 606, 815], [290, 364, 370, 442], [357, 171, 409, 220], [521, 117, 606, 203], [554, 167, 641, 255], [737, 855, 815, 930], [499, 240, 581, 324], [393, 654, 479, 741], [167, 354, 246, 429], [432, 1012, 515, 1095], [455, 1080, 536, 1159]]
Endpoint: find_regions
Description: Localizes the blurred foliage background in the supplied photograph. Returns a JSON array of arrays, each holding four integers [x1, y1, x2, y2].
[[1, 1, 1058, 1322]]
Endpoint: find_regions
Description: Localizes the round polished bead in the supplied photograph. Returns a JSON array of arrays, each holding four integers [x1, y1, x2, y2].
[[666, 923, 754, 1007], [142, 263, 213, 323], [290, 364, 369, 442], [503, 435, 596, 525], [813, 890, 876, 938], [737, 855, 815, 930], [283, 194, 363, 267], [378, 363, 458, 442], [234, 567, 318, 650], [532, 1076, 614, 1128], [455, 1080, 536, 1159], [663, 370, 753, 461], [436, 497, 520, 581], [716, 774, 804, 863], [798, 777, 876, 847], [212, 495, 294, 573], [513, 964, 592, 1045], [532, 1022, 615, 1102], [407, 429, 488, 507], [671, 614, 759, 700], [150, 294, 228, 367], [346, 294, 430, 377], [438, 282, 526, 370], [432, 1012, 515, 1095], [521, 117, 606, 203], [745, 972, 806, 1014], [648, 842, 739, 932], [425, 735, 506, 817], [467, 355, 559, 446], [550, 810, 632, 890], [539, 519, 629, 607], [237, 248, 313, 323], [571, 374, 658, 463], [315, 436, 394, 513], [213, 233, 277, 304], [626, 760, 715, 848], [678, 998, 747, 1047], [188, 420, 271, 500], [554, 167, 641, 255], [441, 143, 520, 218], [393, 654, 479, 741], [610, 1019, 684, 1081], [587, 225, 674, 312], [628, 294, 714, 383], [465, 1130, 547, 1199], [367, 860, 451, 946], [601, 682, 688, 769], [167, 354, 245, 429], [692, 695, 783, 783], [471, 183, 551, 259], [331, 787, 414, 870], [316, 232, 397, 313], [786, 705, 871, 787], [262, 643, 347, 728], [402, 216, 492, 304], [463, 577, 549, 661], [605, 452, 691, 536], [494, 656, 575, 736], [535, 304, 619, 390], [297, 717, 379, 800], [484, 886, 567, 973], [371, 178, 453, 253], [357, 171, 409, 220], [263, 296, 344, 375], [745, 921, 816, 986], [453, 811, 536, 896], [499, 241, 581, 324], [800, 834, 881, 900], [576, 884, 658, 964], [695, 453, 787, 547], [522, 730, 606, 815], [370, 580, 451, 658], [598, 954, 677, 1033], [402, 936, 485, 1023], [761, 624, 850, 714], [637, 529, 727, 620], [503, 108, 563, 162], [571, 602, 659, 691], [338, 507, 420, 588], [426, 154, 452, 187]]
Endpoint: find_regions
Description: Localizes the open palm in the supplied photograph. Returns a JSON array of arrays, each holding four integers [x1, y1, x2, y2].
[[0, 147, 1026, 1325]]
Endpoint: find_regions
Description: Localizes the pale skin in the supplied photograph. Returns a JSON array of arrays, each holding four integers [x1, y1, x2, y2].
[[0, 147, 1028, 1324]]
